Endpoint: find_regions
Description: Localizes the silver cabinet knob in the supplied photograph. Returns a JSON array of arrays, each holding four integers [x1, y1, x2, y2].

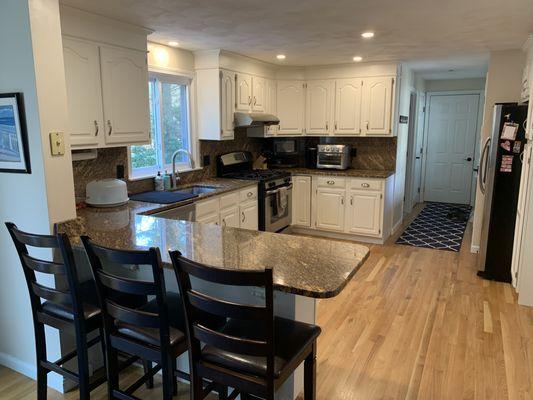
[[94, 120, 99, 136], [361, 183, 370, 188], [327, 180, 335, 185]]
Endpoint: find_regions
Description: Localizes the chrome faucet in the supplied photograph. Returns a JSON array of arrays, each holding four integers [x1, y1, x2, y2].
[[171, 149, 195, 189]]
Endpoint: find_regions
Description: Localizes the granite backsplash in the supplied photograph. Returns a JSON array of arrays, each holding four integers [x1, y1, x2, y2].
[[72, 130, 396, 199]]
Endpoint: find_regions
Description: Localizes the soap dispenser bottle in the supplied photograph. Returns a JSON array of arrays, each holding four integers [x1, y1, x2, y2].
[[154, 171, 164, 191]]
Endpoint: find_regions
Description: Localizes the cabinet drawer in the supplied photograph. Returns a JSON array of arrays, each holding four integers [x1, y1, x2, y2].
[[349, 178, 383, 191], [316, 176, 346, 188], [240, 186, 258, 202], [196, 198, 219, 217], [219, 191, 240, 210]]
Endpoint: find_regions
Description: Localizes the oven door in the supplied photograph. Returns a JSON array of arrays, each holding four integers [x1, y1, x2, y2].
[[264, 184, 292, 232], [317, 152, 343, 169]]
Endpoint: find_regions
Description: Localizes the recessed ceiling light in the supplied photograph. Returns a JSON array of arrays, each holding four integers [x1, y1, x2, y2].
[[361, 32, 374, 38], [168, 41, 179, 47], [276, 54, 286, 60], [353, 56, 363, 62]]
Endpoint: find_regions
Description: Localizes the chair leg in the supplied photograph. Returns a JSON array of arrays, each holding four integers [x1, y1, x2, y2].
[[106, 347, 120, 400], [304, 342, 317, 400], [161, 355, 174, 400], [35, 325, 48, 400], [217, 385, 228, 400], [172, 360, 178, 396], [191, 371, 203, 400], [77, 335, 91, 400], [142, 360, 154, 389]]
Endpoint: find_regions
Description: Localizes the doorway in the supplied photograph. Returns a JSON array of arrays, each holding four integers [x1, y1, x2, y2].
[[422, 92, 481, 205]]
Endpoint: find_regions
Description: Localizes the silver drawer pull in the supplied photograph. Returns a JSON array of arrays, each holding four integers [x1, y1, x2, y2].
[[327, 180, 335, 185], [361, 183, 370, 188], [242, 211, 246, 223]]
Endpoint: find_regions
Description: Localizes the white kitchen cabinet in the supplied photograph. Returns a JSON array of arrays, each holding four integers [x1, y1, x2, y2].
[[62, 38, 150, 148], [361, 77, 394, 136], [62, 38, 105, 149], [305, 80, 335, 135], [334, 78, 363, 135], [220, 206, 240, 228], [292, 175, 312, 227], [240, 200, 259, 230], [252, 76, 266, 112], [220, 70, 236, 139], [265, 79, 277, 136], [196, 213, 220, 225], [236, 73, 253, 112], [346, 189, 382, 235], [314, 188, 345, 232], [99, 46, 150, 145], [196, 197, 220, 225], [277, 80, 305, 136]]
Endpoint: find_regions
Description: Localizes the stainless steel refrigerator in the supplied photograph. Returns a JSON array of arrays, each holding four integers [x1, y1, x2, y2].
[[477, 103, 529, 282]]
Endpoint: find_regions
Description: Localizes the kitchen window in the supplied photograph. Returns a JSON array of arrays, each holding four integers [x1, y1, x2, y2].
[[130, 72, 193, 179]]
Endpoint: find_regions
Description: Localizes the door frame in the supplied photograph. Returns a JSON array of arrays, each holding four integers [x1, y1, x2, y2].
[[420, 90, 485, 206], [404, 90, 419, 214]]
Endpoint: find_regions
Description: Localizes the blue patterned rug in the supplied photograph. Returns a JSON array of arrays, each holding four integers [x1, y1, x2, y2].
[[396, 202, 471, 252]]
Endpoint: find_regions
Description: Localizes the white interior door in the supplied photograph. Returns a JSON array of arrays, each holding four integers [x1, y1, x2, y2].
[[423, 94, 480, 204]]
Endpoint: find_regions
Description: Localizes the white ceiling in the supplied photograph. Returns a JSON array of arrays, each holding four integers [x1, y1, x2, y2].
[[60, 0, 532, 68]]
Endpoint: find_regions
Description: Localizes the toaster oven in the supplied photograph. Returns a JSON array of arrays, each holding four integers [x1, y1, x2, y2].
[[316, 144, 351, 170]]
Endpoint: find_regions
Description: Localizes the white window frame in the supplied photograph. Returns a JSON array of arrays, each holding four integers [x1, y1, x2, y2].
[[129, 70, 198, 180]]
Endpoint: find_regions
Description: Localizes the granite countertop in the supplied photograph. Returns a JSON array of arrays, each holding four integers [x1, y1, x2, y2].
[[59, 176, 369, 298], [274, 167, 394, 178]]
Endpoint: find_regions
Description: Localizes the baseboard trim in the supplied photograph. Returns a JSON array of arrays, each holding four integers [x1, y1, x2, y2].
[[0, 352, 64, 393], [391, 219, 403, 235]]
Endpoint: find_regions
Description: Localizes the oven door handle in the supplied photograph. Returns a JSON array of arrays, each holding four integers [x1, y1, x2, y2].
[[265, 184, 293, 196]]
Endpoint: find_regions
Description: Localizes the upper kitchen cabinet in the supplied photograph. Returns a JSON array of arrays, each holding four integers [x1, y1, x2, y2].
[[235, 73, 266, 112], [361, 76, 395, 136], [220, 69, 236, 138], [277, 80, 305, 135], [305, 80, 335, 135], [62, 38, 150, 149], [334, 78, 363, 135], [99, 46, 150, 145], [63, 38, 104, 148], [265, 79, 277, 136]]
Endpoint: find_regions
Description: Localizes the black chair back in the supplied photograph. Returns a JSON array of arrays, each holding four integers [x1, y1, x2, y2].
[[81, 236, 172, 355], [6, 222, 86, 328], [169, 250, 275, 384]]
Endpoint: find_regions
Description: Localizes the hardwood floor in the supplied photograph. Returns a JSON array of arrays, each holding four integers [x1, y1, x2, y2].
[[1, 207, 533, 399]]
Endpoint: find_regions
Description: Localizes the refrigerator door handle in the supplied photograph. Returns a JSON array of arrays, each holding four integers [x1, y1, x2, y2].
[[479, 137, 491, 195]]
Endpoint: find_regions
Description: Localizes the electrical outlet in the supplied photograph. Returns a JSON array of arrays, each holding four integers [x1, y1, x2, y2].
[[49, 132, 65, 156], [203, 154, 210, 166]]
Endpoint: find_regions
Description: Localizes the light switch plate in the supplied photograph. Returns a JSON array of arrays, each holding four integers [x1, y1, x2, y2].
[[49, 132, 65, 156]]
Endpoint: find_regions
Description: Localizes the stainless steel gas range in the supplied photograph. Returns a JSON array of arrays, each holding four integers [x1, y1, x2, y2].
[[217, 152, 292, 232]]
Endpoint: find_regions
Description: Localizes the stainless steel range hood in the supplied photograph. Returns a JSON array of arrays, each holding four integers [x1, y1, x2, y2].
[[234, 112, 280, 128]]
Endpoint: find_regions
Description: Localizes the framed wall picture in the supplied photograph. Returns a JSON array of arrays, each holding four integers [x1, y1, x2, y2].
[[0, 93, 31, 174]]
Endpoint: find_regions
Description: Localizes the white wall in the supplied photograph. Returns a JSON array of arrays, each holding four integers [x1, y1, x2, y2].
[[0, 0, 75, 392], [471, 50, 525, 251], [424, 77, 486, 92]]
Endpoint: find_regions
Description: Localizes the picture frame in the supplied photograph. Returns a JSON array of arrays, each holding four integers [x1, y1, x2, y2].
[[0, 93, 31, 174]]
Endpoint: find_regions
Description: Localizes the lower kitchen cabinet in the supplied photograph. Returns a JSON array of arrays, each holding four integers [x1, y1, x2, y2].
[[292, 175, 312, 227], [196, 212, 220, 225], [346, 189, 382, 235], [220, 206, 240, 227], [314, 188, 345, 232], [240, 200, 259, 230]]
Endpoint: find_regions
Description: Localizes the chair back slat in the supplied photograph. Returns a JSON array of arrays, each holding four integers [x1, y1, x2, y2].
[[106, 301, 160, 329], [31, 282, 71, 304], [97, 270, 158, 296], [193, 324, 268, 357], [92, 246, 153, 267], [10, 227, 59, 248], [22, 253, 66, 275], [188, 290, 266, 321], [178, 260, 267, 287]]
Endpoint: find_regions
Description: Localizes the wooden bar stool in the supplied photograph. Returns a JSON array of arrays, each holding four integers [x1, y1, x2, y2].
[[5, 222, 119, 400], [169, 250, 322, 400]]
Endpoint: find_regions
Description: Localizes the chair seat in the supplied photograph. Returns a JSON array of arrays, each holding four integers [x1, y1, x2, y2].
[[42, 301, 101, 322], [201, 317, 321, 378]]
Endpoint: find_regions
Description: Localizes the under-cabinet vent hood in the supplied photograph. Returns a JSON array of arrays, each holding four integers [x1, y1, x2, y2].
[[234, 112, 280, 128]]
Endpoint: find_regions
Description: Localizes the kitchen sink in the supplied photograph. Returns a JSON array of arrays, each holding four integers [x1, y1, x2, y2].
[[173, 185, 218, 195]]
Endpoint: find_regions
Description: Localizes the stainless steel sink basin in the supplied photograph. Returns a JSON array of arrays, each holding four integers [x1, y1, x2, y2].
[[173, 185, 218, 195]]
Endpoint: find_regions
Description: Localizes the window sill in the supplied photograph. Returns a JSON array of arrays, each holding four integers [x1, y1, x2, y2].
[[129, 166, 204, 182]]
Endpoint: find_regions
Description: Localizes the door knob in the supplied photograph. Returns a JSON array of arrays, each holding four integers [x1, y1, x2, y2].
[[465, 157, 472, 162]]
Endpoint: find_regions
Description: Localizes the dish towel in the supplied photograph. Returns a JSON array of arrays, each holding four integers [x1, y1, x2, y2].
[[277, 186, 288, 214]]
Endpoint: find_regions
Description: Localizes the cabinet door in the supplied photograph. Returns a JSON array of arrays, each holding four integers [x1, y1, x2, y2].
[[305, 80, 335, 135], [240, 200, 259, 230], [220, 70, 235, 139], [527, 64, 533, 141], [292, 175, 311, 227], [220, 206, 240, 228], [196, 213, 220, 226], [235, 73, 252, 112], [62, 38, 104, 148], [277, 81, 305, 135], [334, 78, 362, 135], [315, 188, 345, 231], [346, 189, 382, 235], [361, 77, 394, 136], [252, 76, 266, 112], [265, 79, 277, 136], [99, 46, 150, 145]]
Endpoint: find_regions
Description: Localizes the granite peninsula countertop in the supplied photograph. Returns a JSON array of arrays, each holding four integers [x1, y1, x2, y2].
[[275, 167, 394, 179], [57, 179, 370, 298]]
